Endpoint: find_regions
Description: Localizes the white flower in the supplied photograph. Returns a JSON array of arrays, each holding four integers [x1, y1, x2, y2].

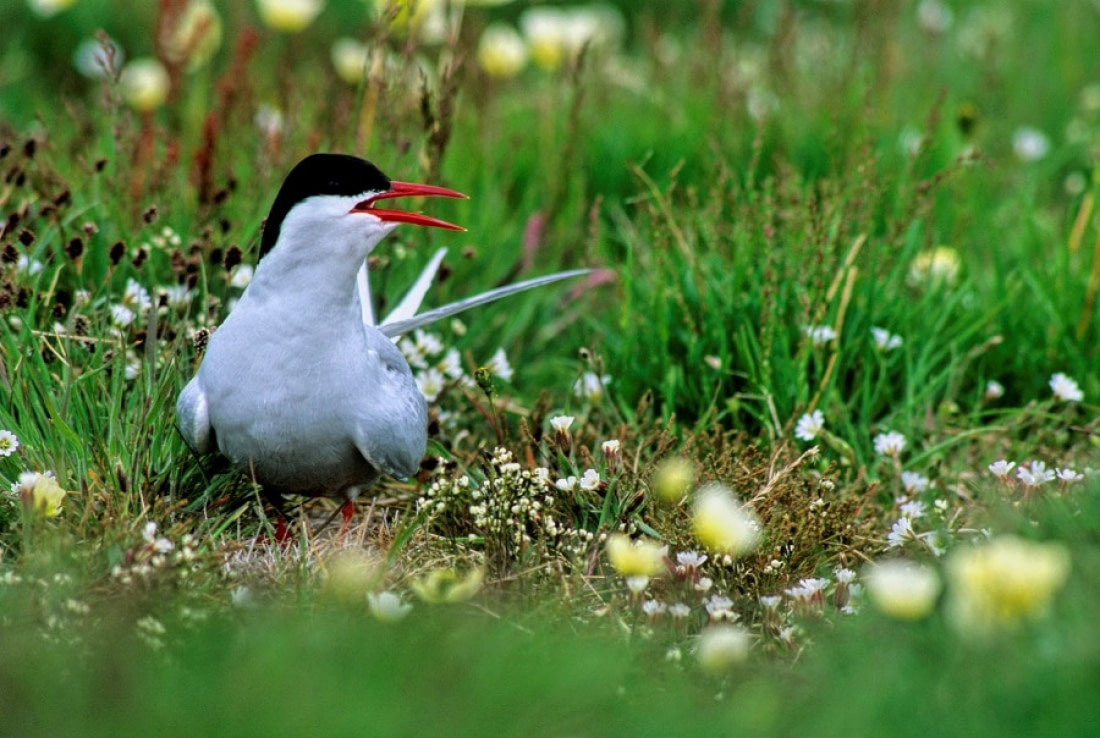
[[696, 624, 752, 673], [641, 599, 666, 618], [573, 371, 611, 402], [625, 575, 650, 593], [578, 469, 601, 491], [668, 602, 691, 619], [900, 500, 927, 519], [549, 415, 574, 432], [601, 439, 621, 456], [29, 0, 76, 18], [554, 476, 577, 492], [415, 368, 446, 403], [871, 326, 903, 351], [109, 303, 136, 327], [122, 278, 152, 312], [908, 246, 960, 287], [486, 347, 513, 382], [1017, 461, 1056, 487], [1049, 372, 1083, 403], [705, 594, 734, 619], [759, 595, 782, 609], [17, 255, 45, 276], [900, 471, 929, 494], [1056, 468, 1083, 483], [0, 430, 19, 457], [1013, 126, 1050, 162], [794, 410, 825, 442], [162, 284, 193, 308], [984, 380, 1005, 401], [675, 551, 707, 569], [886, 517, 916, 548], [367, 591, 412, 622], [987, 459, 1016, 478], [834, 568, 857, 584], [873, 430, 907, 457], [802, 324, 837, 346], [229, 265, 254, 289], [438, 348, 464, 380], [255, 104, 285, 139]]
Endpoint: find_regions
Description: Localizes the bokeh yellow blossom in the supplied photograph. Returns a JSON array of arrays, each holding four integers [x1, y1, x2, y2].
[[411, 567, 484, 603], [652, 456, 693, 502], [908, 246, 960, 288], [256, 0, 324, 33], [477, 23, 528, 79], [119, 58, 170, 111], [946, 535, 1070, 636], [691, 483, 761, 556], [605, 533, 666, 577], [163, 0, 223, 71], [864, 559, 942, 620], [696, 624, 753, 674], [14, 471, 66, 518]]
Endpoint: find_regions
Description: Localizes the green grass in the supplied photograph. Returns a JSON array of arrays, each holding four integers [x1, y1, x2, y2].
[[2, 1, 1100, 735]]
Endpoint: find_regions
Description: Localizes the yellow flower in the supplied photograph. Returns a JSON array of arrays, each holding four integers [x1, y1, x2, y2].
[[119, 58, 170, 112], [321, 550, 381, 604], [14, 471, 66, 518], [864, 559, 942, 620], [411, 567, 484, 604], [908, 246, 960, 287], [163, 0, 223, 71], [477, 23, 528, 79], [605, 533, 666, 577], [372, 0, 440, 35], [331, 38, 370, 85], [696, 624, 753, 674], [945, 535, 1070, 636], [255, 0, 324, 33], [691, 483, 761, 556], [652, 456, 693, 502]]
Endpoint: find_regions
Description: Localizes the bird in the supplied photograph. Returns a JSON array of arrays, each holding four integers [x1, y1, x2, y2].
[[176, 153, 587, 535]]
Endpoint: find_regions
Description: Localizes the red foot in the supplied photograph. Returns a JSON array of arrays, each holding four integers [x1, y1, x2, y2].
[[340, 499, 355, 538]]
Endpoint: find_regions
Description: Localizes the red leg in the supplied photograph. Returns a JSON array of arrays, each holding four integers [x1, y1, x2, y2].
[[340, 498, 355, 539], [274, 513, 291, 544]]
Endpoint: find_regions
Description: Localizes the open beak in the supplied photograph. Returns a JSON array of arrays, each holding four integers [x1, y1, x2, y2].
[[350, 181, 467, 231]]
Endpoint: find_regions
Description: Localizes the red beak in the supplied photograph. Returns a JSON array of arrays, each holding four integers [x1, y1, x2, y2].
[[350, 180, 467, 231]]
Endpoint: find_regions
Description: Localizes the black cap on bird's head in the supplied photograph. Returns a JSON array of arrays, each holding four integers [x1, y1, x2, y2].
[[259, 153, 466, 260]]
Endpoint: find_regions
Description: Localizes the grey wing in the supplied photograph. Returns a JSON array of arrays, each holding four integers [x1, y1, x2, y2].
[[352, 382, 428, 481], [176, 376, 214, 454]]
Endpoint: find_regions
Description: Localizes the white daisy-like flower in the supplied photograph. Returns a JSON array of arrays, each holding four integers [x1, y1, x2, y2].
[[573, 371, 611, 401], [367, 591, 412, 622], [871, 326, 903, 351], [987, 459, 1016, 478], [794, 410, 825, 442], [578, 468, 601, 491], [601, 439, 621, 456], [705, 594, 734, 619], [110, 303, 136, 327], [900, 471, 930, 494], [229, 264, 254, 289], [1056, 468, 1083, 483], [641, 599, 667, 618], [1017, 461, 1056, 487], [0, 430, 19, 457], [549, 415, 574, 432], [668, 602, 691, 619], [984, 380, 1005, 401], [886, 517, 916, 548], [1049, 372, 1083, 403], [834, 568, 857, 584], [676, 551, 707, 569], [625, 575, 650, 594], [900, 499, 927, 519], [438, 347, 464, 380], [415, 368, 446, 403], [16, 255, 45, 276], [802, 324, 837, 346], [486, 347, 514, 382], [759, 595, 782, 609], [873, 430, 907, 457], [554, 476, 578, 492]]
